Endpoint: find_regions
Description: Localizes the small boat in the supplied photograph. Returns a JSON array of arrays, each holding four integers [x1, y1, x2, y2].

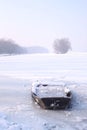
[[31, 81, 72, 110]]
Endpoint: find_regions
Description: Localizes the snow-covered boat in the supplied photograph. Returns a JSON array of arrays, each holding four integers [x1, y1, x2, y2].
[[31, 81, 72, 110]]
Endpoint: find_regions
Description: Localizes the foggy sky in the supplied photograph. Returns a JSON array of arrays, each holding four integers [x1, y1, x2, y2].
[[0, 0, 87, 52]]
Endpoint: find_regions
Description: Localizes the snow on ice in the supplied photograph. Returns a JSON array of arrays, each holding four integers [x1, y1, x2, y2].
[[0, 52, 87, 130]]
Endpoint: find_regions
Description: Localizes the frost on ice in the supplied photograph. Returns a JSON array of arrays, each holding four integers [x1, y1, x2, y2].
[[0, 53, 87, 130]]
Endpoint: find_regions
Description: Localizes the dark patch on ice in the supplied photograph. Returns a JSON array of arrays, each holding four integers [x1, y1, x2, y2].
[[43, 122, 57, 130]]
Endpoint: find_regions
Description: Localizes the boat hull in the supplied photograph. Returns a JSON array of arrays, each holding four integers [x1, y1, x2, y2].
[[32, 93, 71, 110]]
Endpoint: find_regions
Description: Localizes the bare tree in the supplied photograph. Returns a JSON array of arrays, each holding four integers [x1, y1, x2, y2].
[[53, 38, 72, 54]]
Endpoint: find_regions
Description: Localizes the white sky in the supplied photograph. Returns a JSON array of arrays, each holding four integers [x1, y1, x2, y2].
[[0, 0, 87, 52]]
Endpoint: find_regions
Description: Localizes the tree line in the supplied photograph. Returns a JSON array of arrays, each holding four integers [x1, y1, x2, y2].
[[0, 38, 72, 55], [0, 39, 27, 54]]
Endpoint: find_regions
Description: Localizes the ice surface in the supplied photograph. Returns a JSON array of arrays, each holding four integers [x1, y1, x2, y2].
[[0, 52, 87, 130]]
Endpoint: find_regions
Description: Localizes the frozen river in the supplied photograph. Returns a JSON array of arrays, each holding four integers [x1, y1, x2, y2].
[[0, 53, 87, 130]]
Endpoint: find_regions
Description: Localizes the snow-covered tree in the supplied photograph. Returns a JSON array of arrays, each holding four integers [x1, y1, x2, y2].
[[53, 38, 72, 54]]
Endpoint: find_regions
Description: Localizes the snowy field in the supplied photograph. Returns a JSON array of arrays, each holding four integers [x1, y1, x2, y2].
[[0, 52, 87, 130]]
